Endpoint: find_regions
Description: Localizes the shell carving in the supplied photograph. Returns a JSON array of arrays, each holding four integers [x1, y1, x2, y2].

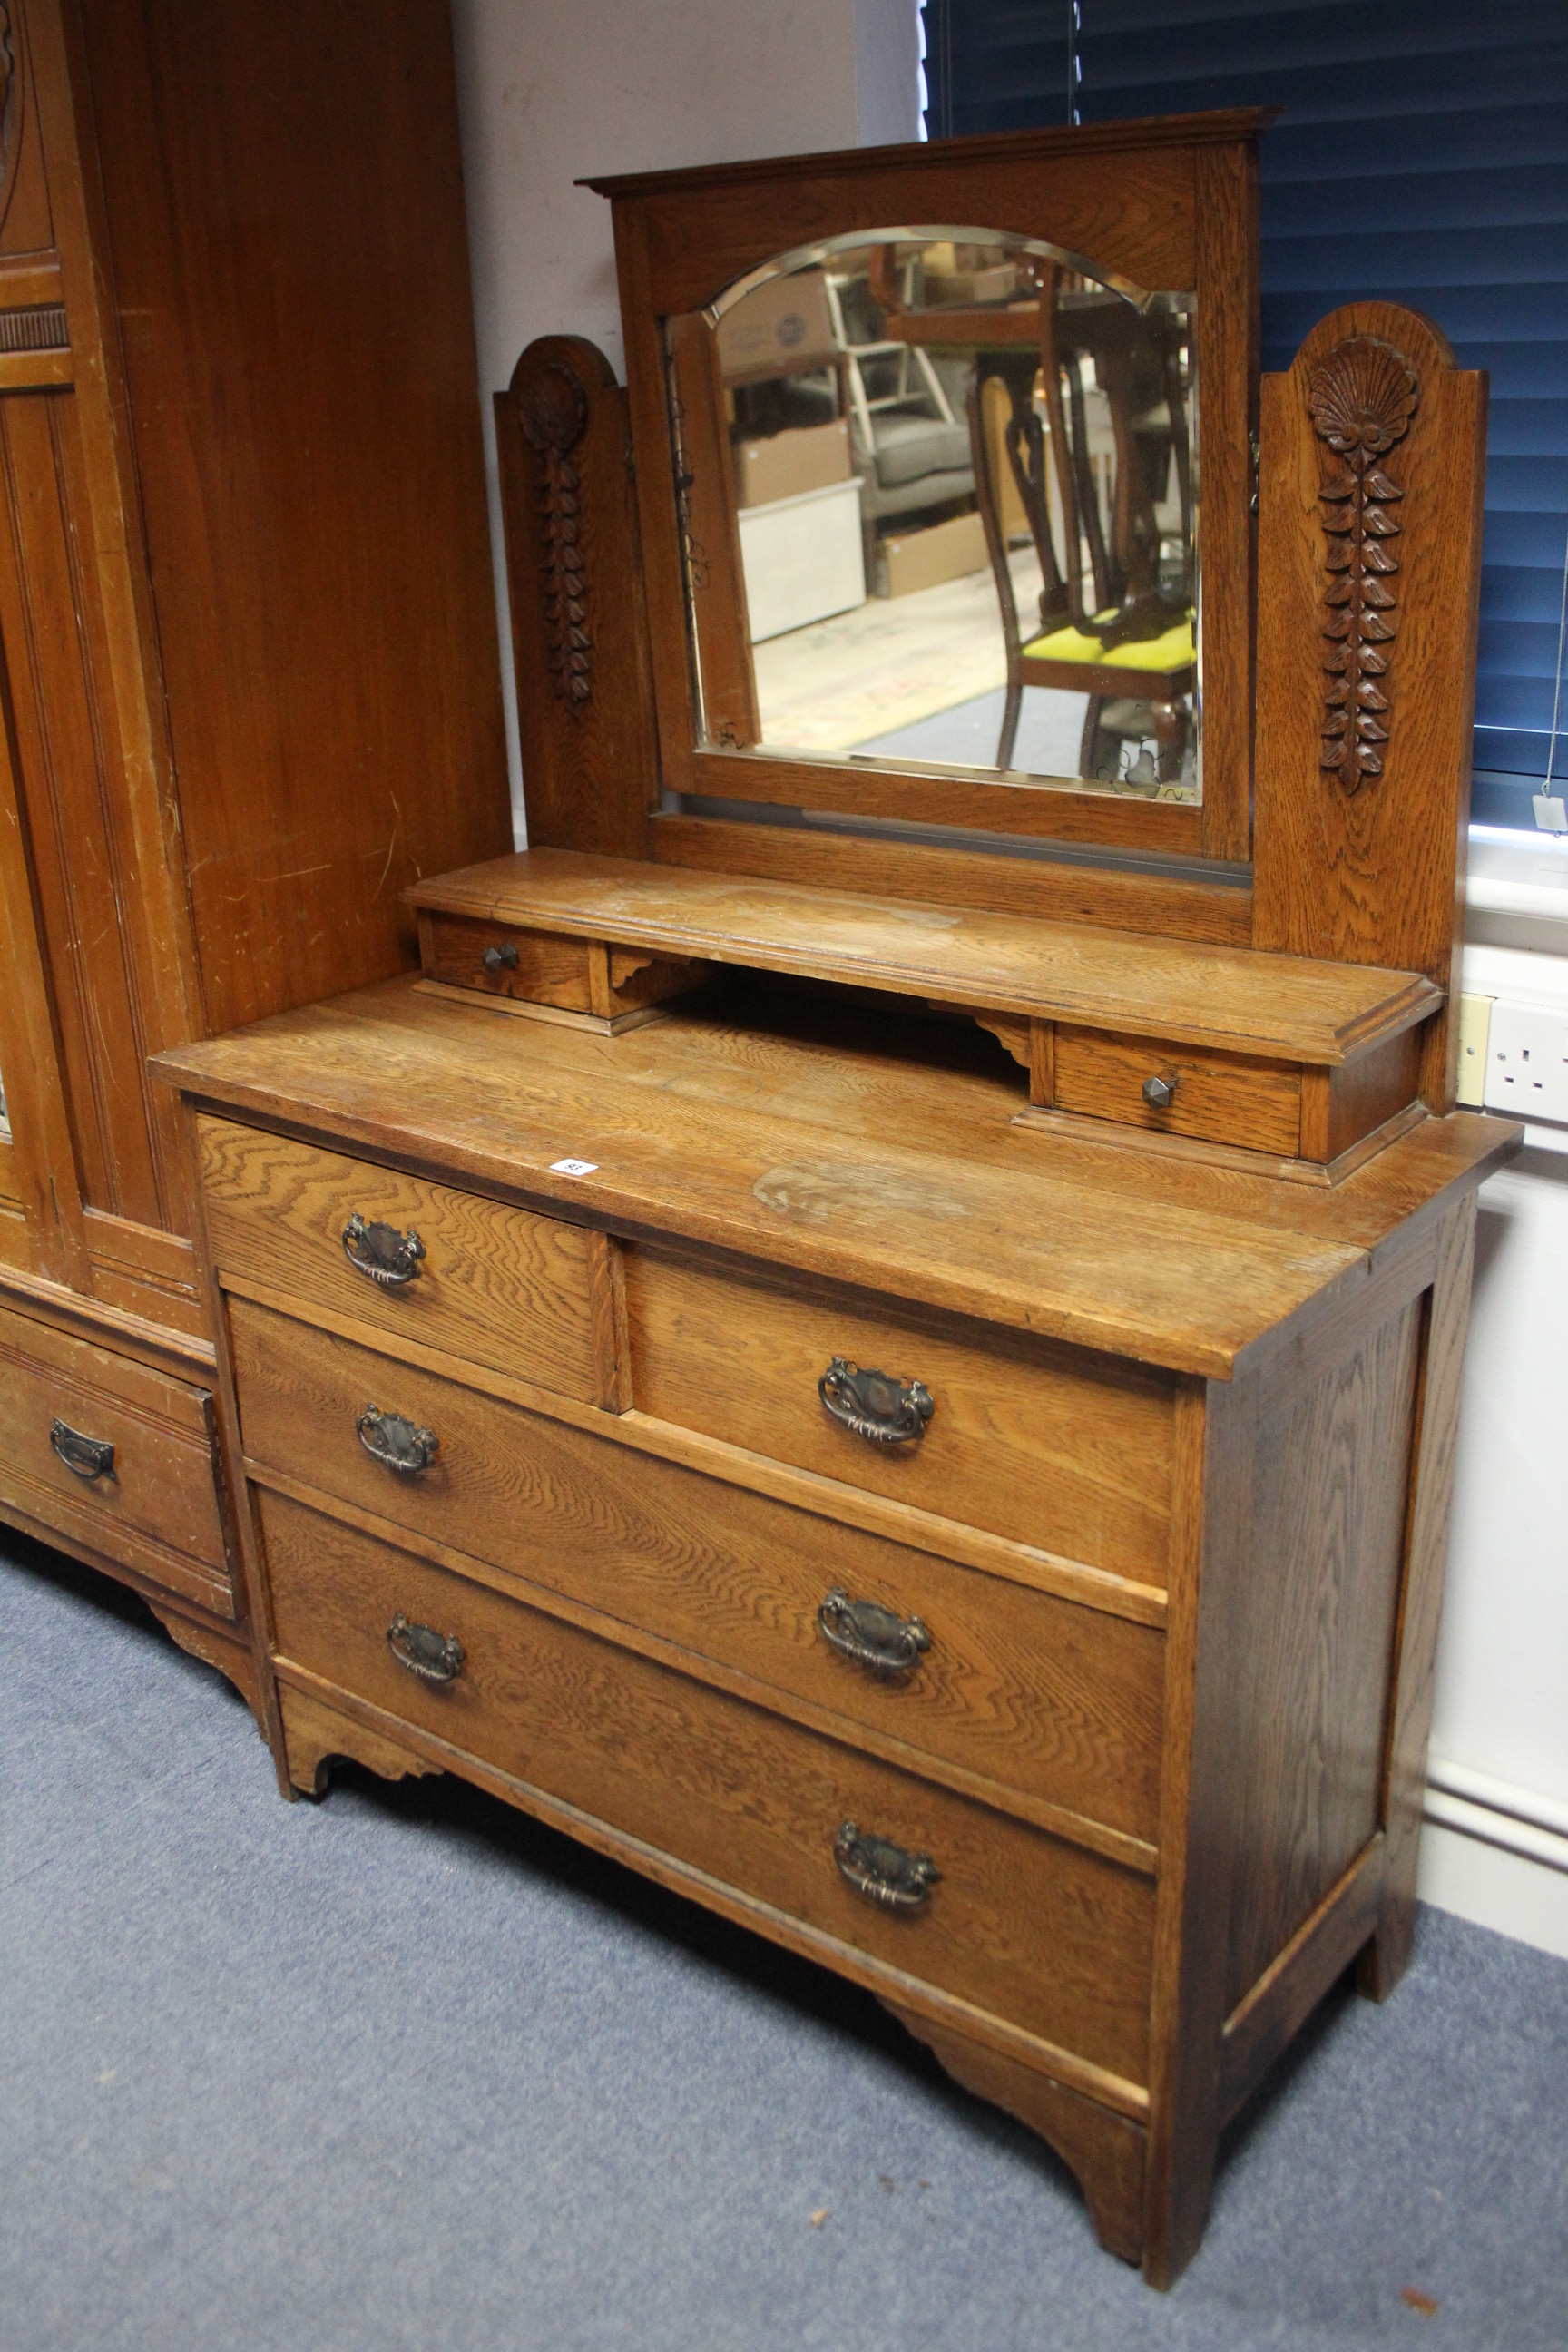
[[518, 358, 593, 715], [1307, 337, 1419, 794]]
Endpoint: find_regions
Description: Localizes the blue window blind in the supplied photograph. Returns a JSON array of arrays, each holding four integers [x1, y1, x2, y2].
[[926, 3, 1568, 827], [921, 5, 1076, 141]]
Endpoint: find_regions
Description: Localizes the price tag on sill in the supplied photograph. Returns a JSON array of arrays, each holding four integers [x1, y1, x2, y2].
[[550, 1158, 598, 1177]]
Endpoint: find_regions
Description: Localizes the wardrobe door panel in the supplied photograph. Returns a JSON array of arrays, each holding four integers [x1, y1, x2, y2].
[[0, 385, 161, 1228]]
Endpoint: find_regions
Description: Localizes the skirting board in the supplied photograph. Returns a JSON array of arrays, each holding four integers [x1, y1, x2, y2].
[[1418, 1759, 1568, 1960]]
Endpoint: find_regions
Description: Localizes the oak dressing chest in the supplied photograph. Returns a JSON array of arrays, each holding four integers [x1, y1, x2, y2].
[[155, 112, 1518, 2286]]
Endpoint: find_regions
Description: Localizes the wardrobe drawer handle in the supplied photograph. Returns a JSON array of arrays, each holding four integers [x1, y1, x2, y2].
[[818, 1357, 935, 1446], [342, 1210, 426, 1288], [482, 942, 519, 974], [357, 1406, 438, 1477], [818, 1588, 930, 1677], [834, 1821, 940, 1913], [49, 1417, 116, 1481], [387, 1612, 465, 1684], [1142, 1071, 1179, 1110]]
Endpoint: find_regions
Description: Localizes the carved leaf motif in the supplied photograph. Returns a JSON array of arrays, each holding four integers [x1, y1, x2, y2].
[[1307, 335, 1420, 795], [517, 353, 595, 718]]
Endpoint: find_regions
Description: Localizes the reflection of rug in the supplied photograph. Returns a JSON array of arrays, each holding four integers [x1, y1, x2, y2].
[[752, 548, 1043, 752], [853, 684, 1089, 779]]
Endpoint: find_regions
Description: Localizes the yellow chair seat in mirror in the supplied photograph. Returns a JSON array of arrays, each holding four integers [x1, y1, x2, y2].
[[1021, 612, 1196, 671]]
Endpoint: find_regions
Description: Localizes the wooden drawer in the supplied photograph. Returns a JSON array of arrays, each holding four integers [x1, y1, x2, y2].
[[1054, 1025, 1303, 1158], [623, 1249, 1175, 1584], [420, 912, 695, 1022], [197, 1117, 611, 1405], [260, 1485, 1156, 2089], [230, 1298, 1165, 1847], [0, 1299, 231, 1615]]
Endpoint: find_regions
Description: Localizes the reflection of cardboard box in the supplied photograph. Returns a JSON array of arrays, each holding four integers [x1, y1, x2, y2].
[[717, 270, 837, 380], [923, 263, 1021, 306], [733, 417, 850, 508], [739, 477, 865, 642], [880, 509, 988, 598]]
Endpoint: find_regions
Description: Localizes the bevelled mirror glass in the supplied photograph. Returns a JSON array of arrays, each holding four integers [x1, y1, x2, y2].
[[665, 229, 1199, 805]]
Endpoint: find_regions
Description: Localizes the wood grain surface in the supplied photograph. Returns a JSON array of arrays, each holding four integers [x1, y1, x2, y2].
[[75, 0, 512, 1036], [1252, 305, 1485, 1108], [623, 1244, 1175, 1581], [260, 1485, 1158, 2089], [408, 849, 1439, 1064], [1222, 1296, 1422, 2012], [0, 1292, 229, 1609], [648, 811, 1255, 950], [230, 1298, 1166, 1849], [1054, 1026, 1302, 1156], [197, 1118, 604, 1405], [1361, 1190, 1477, 1994], [495, 337, 658, 861], [157, 983, 1395, 1380]]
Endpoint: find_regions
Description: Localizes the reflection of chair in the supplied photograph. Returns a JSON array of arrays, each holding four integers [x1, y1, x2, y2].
[[825, 261, 974, 586], [970, 274, 1195, 779]]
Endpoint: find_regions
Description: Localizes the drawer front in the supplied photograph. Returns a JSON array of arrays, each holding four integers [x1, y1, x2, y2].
[[197, 1117, 607, 1404], [260, 1486, 1155, 2086], [230, 1299, 1165, 1845], [623, 1249, 1175, 1583], [423, 914, 596, 1008], [0, 1300, 231, 1613], [1054, 1026, 1302, 1157]]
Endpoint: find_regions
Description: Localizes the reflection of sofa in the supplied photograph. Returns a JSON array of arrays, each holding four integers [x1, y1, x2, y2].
[[824, 273, 975, 590]]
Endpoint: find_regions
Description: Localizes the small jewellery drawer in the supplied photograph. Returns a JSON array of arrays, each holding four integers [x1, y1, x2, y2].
[[1053, 1026, 1303, 1158], [422, 914, 600, 1008], [260, 1486, 1157, 2088], [0, 1301, 230, 1614], [197, 1116, 610, 1404], [230, 1299, 1166, 1846], [622, 1249, 1175, 1584]]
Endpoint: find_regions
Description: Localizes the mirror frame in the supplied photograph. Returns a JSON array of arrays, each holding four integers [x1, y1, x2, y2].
[[587, 109, 1269, 869]]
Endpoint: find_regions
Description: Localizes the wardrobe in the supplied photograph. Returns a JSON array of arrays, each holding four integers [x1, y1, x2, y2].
[[0, 0, 512, 1708]]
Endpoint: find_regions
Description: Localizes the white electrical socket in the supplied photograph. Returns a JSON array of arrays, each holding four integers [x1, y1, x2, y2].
[[1482, 1000, 1568, 1125]]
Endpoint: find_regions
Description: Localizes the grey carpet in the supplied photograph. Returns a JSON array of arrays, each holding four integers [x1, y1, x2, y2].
[[4, 1529, 1565, 2352], [851, 683, 1089, 776]]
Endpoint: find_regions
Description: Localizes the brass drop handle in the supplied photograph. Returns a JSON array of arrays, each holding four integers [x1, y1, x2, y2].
[[50, 1417, 115, 1482], [482, 942, 520, 974], [1142, 1072, 1179, 1111], [834, 1821, 940, 1913], [818, 1589, 930, 1677], [818, 1357, 935, 1446], [387, 1612, 465, 1684], [342, 1210, 426, 1288], [357, 1405, 438, 1477]]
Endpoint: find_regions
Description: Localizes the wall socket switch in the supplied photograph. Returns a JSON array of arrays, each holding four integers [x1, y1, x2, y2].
[[1482, 1000, 1568, 1125]]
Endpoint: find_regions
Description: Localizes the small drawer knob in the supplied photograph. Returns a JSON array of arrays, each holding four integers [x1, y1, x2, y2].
[[834, 1821, 940, 1913], [342, 1211, 426, 1289], [481, 942, 520, 974], [387, 1612, 465, 1684], [818, 1589, 931, 1677], [357, 1406, 439, 1477], [818, 1357, 935, 1446], [1142, 1072, 1179, 1111]]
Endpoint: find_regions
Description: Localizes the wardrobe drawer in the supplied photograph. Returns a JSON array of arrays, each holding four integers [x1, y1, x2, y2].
[[1053, 1026, 1303, 1158], [230, 1298, 1165, 1846], [197, 1117, 610, 1405], [0, 1300, 231, 1614], [623, 1248, 1175, 1584], [261, 1486, 1156, 2088]]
